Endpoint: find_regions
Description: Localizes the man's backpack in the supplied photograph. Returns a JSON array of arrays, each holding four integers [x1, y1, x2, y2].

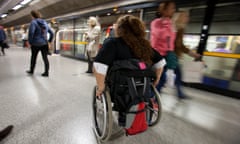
[[106, 59, 156, 135]]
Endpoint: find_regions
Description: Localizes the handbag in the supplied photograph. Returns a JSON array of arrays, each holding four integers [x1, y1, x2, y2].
[[2, 42, 9, 48], [166, 51, 178, 69], [182, 61, 205, 83]]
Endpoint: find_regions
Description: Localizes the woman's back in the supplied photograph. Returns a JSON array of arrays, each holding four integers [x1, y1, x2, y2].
[[94, 15, 166, 97], [95, 37, 134, 66]]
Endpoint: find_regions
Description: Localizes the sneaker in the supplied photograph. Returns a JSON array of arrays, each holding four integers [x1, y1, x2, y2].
[[85, 71, 93, 73], [41, 72, 49, 77], [178, 95, 191, 100], [0, 125, 14, 141], [152, 102, 159, 110], [150, 99, 159, 110], [26, 70, 33, 75]]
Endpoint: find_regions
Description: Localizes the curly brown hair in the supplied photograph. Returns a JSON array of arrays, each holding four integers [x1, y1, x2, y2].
[[116, 15, 153, 64]]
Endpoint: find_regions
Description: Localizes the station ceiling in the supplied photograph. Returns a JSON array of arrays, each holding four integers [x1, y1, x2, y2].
[[0, 0, 118, 27], [0, 0, 239, 28]]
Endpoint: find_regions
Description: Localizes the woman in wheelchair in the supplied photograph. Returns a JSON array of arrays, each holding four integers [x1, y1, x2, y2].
[[94, 15, 166, 96], [92, 15, 166, 140]]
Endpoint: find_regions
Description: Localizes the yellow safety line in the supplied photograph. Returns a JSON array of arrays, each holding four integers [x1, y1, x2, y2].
[[76, 41, 88, 45], [60, 40, 88, 45], [59, 40, 240, 59], [204, 52, 240, 59]]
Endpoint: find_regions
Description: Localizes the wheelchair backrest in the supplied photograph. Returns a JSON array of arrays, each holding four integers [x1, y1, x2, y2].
[[106, 59, 155, 111], [106, 59, 155, 135]]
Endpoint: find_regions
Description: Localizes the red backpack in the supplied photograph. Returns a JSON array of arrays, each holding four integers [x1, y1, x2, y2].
[[124, 102, 148, 135]]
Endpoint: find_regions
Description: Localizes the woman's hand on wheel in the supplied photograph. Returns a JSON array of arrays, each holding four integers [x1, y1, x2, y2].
[[153, 76, 160, 87], [96, 88, 104, 98]]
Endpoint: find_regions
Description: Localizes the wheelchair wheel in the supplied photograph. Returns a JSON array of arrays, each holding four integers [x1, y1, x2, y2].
[[92, 87, 113, 142], [147, 85, 162, 126]]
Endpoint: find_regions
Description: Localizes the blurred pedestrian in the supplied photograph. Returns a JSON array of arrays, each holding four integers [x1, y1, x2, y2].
[[0, 25, 7, 55], [22, 30, 28, 48], [173, 11, 201, 99], [150, 0, 176, 95], [26, 10, 54, 77], [109, 23, 116, 38], [85, 16, 101, 73]]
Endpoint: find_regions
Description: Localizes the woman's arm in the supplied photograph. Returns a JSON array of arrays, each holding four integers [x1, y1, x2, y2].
[[153, 67, 163, 87], [93, 62, 109, 97], [152, 58, 166, 86], [94, 72, 106, 97], [47, 27, 54, 43], [188, 50, 201, 59]]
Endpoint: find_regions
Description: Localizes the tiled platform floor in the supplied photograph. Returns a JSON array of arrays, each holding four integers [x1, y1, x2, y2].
[[0, 46, 240, 144]]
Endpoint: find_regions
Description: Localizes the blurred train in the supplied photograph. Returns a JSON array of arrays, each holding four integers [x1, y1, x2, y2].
[[5, 0, 240, 97]]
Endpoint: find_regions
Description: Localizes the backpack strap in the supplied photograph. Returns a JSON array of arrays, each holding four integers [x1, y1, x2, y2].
[[127, 76, 149, 104], [127, 77, 139, 101]]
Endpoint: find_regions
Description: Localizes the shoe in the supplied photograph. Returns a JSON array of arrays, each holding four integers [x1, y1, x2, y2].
[[150, 98, 159, 110], [0, 125, 14, 141], [26, 70, 33, 75], [85, 71, 93, 73], [41, 72, 49, 77], [178, 95, 191, 100]]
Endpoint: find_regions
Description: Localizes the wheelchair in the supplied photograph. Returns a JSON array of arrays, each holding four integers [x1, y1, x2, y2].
[[92, 84, 162, 142], [92, 60, 162, 142]]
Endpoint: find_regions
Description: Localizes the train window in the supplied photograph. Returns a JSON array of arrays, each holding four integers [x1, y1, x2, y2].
[[75, 18, 88, 29], [183, 35, 200, 50], [143, 7, 158, 30], [209, 4, 240, 34], [206, 3, 240, 54], [185, 8, 206, 34], [205, 35, 240, 54], [59, 20, 74, 29]]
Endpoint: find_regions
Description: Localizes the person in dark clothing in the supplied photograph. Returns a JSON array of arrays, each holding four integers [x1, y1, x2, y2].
[[94, 15, 166, 97], [108, 23, 116, 38], [26, 10, 54, 77], [22, 30, 28, 48], [0, 125, 14, 142], [0, 25, 7, 55]]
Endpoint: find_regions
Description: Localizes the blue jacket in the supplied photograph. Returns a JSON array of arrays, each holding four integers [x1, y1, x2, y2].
[[0, 26, 6, 42], [28, 18, 54, 46]]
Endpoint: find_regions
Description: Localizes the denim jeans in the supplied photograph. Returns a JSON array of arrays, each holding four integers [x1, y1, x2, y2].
[[156, 65, 185, 98]]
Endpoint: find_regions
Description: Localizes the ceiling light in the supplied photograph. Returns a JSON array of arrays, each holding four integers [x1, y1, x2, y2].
[[1, 14, 8, 18], [113, 7, 118, 12], [128, 10, 133, 13], [12, 4, 23, 10], [107, 13, 111, 16], [20, 0, 32, 5]]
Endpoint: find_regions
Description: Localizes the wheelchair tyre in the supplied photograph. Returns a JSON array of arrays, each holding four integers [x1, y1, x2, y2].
[[92, 87, 113, 142]]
